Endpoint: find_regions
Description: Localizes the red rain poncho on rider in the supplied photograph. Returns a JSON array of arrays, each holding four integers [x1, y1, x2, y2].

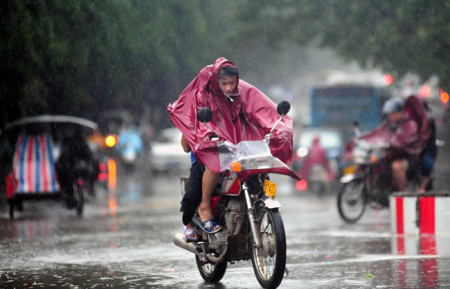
[[343, 97, 421, 171], [167, 57, 294, 173], [299, 136, 335, 181]]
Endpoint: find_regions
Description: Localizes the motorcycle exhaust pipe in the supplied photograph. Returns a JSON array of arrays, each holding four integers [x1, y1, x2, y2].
[[173, 233, 204, 257]]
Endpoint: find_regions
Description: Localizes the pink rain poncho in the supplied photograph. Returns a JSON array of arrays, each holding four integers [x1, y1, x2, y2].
[[404, 95, 430, 149], [299, 136, 335, 181], [352, 113, 421, 160], [167, 57, 294, 173]]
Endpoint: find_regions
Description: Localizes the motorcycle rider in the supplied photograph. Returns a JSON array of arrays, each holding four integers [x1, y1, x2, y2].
[[168, 57, 293, 237], [359, 97, 421, 192], [177, 65, 241, 236]]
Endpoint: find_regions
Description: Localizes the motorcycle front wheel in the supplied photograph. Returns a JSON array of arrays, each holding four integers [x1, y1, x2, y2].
[[337, 179, 366, 223], [250, 208, 286, 289], [195, 255, 227, 283]]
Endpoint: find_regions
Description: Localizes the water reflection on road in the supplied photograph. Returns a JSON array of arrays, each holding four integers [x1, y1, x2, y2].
[[1, 170, 450, 288]]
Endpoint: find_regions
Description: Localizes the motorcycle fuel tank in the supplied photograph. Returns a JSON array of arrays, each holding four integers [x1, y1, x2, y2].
[[216, 171, 241, 196]]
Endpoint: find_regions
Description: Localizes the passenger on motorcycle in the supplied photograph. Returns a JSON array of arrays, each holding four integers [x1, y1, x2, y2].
[[168, 57, 293, 240], [358, 97, 421, 192], [404, 95, 437, 193], [180, 134, 205, 241], [418, 115, 437, 193]]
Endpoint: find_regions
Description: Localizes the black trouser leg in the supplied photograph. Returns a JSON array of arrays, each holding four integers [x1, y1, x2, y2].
[[181, 161, 205, 226]]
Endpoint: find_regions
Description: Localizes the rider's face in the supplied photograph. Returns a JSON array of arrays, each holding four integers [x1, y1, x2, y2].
[[219, 76, 237, 95], [388, 111, 403, 123]]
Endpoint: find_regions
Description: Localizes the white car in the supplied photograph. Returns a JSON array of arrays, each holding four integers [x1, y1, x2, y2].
[[149, 127, 191, 174]]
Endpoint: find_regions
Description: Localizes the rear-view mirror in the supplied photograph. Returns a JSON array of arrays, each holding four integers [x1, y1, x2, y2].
[[197, 107, 213, 123]]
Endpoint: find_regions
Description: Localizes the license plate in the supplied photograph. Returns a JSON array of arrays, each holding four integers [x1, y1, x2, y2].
[[264, 180, 277, 198], [343, 165, 356, 175]]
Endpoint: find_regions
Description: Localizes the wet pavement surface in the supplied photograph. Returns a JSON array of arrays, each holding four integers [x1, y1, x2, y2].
[[1, 157, 450, 288]]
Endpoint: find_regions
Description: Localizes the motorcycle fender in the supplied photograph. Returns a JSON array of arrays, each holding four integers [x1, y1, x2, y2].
[[255, 197, 281, 213], [340, 174, 356, 184]]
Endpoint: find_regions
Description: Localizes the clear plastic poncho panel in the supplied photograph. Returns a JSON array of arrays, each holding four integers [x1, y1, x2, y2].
[[217, 139, 289, 173]]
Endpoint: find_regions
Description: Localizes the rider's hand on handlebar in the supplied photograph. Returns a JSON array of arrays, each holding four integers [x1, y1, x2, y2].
[[203, 135, 219, 141]]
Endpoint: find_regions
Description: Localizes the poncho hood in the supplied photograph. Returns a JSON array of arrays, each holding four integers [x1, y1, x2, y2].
[[209, 58, 240, 98]]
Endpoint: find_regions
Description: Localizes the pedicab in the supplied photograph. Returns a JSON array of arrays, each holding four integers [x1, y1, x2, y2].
[[3, 115, 99, 219]]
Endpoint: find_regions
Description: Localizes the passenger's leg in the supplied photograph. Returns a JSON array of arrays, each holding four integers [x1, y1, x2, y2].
[[181, 161, 205, 226], [181, 161, 206, 240], [198, 168, 220, 230], [419, 154, 435, 193], [391, 159, 409, 192], [419, 177, 430, 193]]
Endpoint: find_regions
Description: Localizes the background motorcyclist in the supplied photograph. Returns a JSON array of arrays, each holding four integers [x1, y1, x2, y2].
[[298, 136, 335, 185], [56, 126, 98, 207], [359, 97, 420, 192], [117, 125, 144, 165]]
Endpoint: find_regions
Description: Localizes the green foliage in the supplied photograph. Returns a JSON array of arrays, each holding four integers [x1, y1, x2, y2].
[[234, 0, 450, 90], [0, 0, 221, 126], [4, 0, 450, 128]]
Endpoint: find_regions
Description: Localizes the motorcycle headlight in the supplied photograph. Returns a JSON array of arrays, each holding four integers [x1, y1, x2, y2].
[[353, 156, 367, 164], [296, 147, 309, 158], [105, 135, 117, 147], [231, 156, 280, 172]]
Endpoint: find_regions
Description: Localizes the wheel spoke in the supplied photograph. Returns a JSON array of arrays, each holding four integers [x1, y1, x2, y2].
[[254, 209, 276, 280], [250, 207, 286, 288], [261, 220, 270, 233], [196, 254, 227, 283], [338, 180, 366, 223]]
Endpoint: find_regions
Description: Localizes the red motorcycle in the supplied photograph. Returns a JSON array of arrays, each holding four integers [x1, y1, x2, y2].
[[173, 101, 299, 289]]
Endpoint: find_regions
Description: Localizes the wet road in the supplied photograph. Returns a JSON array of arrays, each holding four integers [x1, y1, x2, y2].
[[1, 165, 450, 288]]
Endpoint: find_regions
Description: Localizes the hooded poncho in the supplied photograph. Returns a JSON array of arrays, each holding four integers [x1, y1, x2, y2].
[[167, 57, 294, 173]]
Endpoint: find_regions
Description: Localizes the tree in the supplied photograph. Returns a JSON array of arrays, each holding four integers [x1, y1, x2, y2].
[[234, 0, 450, 90], [0, 0, 222, 126]]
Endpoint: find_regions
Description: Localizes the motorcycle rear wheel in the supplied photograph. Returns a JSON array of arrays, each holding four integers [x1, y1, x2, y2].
[[250, 208, 286, 289], [195, 255, 227, 283], [337, 180, 366, 223]]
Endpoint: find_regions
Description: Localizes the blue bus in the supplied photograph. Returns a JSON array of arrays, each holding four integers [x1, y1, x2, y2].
[[310, 85, 391, 141]]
